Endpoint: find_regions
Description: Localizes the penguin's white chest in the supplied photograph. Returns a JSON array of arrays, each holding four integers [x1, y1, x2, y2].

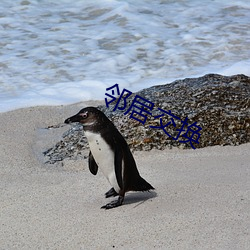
[[85, 131, 120, 192]]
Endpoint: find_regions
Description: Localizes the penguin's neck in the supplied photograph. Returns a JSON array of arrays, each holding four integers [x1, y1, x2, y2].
[[82, 123, 106, 133]]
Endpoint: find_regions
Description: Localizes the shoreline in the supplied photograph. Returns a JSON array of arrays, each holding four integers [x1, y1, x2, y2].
[[0, 102, 249, 249]]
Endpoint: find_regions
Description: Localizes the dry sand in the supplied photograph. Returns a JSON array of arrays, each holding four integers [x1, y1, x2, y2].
[[0, 102, 249, 250]]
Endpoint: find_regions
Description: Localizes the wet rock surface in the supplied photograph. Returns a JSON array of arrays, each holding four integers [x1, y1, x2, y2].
[[43, 74, 250, 164]]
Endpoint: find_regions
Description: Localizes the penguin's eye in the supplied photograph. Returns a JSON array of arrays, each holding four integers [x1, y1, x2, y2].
[[79, 112, 88, 119]]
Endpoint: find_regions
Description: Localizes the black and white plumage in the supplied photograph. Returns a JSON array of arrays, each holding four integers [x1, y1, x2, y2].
[[65, 107, 154, 209]]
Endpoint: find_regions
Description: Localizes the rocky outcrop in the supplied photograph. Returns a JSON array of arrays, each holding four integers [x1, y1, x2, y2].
[[44, 74, 250, 163]]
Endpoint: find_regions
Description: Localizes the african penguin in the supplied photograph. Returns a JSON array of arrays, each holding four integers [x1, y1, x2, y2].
[[65, 107, 154, 209]]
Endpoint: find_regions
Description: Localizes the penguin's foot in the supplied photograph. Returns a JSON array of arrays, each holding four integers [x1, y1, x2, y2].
[[105, 187, 118, 198], [101, 196, 124, 209]]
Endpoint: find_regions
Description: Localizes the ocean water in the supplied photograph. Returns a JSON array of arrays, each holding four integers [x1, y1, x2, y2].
[[0, 0, 250, 113]]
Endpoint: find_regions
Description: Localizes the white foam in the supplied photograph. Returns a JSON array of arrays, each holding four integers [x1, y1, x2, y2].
[[0, 0, 249, 112], [218, 60, 250, 76]]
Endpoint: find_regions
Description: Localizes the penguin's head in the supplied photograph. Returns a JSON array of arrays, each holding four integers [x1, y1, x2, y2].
[[65, 107, 109, 129]]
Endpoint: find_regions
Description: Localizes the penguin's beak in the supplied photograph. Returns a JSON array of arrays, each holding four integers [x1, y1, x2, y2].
[[64, 114, 81, 124]]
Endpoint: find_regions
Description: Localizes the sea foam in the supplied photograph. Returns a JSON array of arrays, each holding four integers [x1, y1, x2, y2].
[[0, 0, 249, 112]]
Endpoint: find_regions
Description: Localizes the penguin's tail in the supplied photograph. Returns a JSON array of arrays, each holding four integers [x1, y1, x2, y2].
[[132, 176, 154, 192]]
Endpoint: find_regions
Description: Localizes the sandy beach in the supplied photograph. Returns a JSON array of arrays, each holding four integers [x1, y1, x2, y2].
[[0, 102, 249, 249]]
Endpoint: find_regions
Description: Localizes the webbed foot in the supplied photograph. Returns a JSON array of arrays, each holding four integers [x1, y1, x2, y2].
[[105, 187, 118, 198], [101, 196, 124, 209]]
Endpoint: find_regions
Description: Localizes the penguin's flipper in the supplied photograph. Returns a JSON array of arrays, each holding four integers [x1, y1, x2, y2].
[[105, 187, 118, 198], [114, 146, 124, 190], [88, 151, 98, 175]]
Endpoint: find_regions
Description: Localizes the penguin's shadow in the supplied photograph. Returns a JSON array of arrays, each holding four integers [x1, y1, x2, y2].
[[123, 191, 157, 208]]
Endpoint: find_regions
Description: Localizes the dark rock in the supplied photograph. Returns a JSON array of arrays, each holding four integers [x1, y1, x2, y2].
[[43, 74, 250, 164]]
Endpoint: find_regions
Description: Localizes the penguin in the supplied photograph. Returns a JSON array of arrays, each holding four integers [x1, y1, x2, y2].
[[65, 107, 154, 209]]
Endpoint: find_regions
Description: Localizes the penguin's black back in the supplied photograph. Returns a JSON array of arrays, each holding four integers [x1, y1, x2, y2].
[[99, 116, 154, 192]]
